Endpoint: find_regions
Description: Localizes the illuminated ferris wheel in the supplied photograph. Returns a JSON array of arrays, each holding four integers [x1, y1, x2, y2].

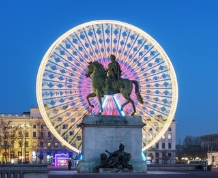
[[36, 20, 178, 153]]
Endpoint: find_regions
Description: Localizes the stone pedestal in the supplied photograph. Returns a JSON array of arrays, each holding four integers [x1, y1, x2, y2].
[[77, 115, 147, 173]]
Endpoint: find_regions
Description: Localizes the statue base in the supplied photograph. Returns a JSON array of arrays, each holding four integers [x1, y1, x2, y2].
[[77, 115, 147, 173]]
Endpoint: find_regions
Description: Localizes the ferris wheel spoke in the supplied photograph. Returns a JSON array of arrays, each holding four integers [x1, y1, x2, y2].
[[47, 58, 84, 75], [66, 36, 95, 63], [142, 103, 170, 117], [138, 69, 170, 81], [42, 94, 76, 101], [129, 45, 154, 70], [136, 60, 164, 75], [120, 32, 140, 63], [69, 127, 82, 144], [116, 27, 131, 61], [91, 25, 105, 60], [123, 35, 147, 65], [87, 25, 104, 60], [141, 92, 173, 98], [50, 52, 85, 75], [44, 99, 82, 111], [58, 44, 87, 69], [142, 78, 172, 85], [111, 24, 122, 57], [58, 114, 85, 133], [44, 70, 75, 82], [83, 25, 103, 60], [143, 98, 172, 108], [49, 104, 85, 121], [102, 23, 111, 58], [133, 54, 161, 74]]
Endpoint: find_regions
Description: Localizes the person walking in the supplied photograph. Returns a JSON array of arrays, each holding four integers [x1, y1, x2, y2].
[[68, 160, 72, 170]]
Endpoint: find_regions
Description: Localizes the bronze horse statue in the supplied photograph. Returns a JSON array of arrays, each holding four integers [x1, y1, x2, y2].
[[85, 61, 143, 116]]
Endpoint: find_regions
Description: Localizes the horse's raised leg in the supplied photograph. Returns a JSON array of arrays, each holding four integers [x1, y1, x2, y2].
[[121, 100, 130, 111], [121, 94, 136, 116], [96, 90, 103, 115], [86, 93, 96, 108]]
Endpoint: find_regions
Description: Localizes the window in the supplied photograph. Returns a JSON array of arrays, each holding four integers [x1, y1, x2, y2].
[[33, 125, 36, 128], [162, 134, 165, 139], [25, 141, 28, 147], [62, 124, 68, 129], [11, 131, 15, 137], [162, 143, 165, 149], [19, 141, 23, 147], [168, 133, 172, 139], [33, 132, 36, 137], [162, 152, 166, 157], [47, 142, 51, 147], [168, 127, 171, 131], [156, 143, 159, 149], [40, 132, 44, 137], [55, 142, 58, 147], [11, 140, 14, 147], [155, 152, 159, 158], [168, 143, 172, 149], [18, 131, 22, 137], [168, 153, 171, 157], [40, 141, 43, 147], [25, 132, 29, 137], [69, 131, 74, 136], [48, 132, 51, 137]]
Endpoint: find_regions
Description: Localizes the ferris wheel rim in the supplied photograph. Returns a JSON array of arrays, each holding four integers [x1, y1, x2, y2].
[[36, 20, 178, 152]]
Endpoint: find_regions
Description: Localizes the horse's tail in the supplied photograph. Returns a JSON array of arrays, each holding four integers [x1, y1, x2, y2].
[[131, 80, 144, 104]]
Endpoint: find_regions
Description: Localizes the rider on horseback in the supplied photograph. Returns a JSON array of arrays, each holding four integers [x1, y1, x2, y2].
[[85, 59, 143, 115], [105, 54, 122, 94]]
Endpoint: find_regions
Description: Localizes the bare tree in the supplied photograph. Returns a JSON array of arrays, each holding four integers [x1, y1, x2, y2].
[[160, 150, 169, 164], [17, 127, 24, 163], [1, 120, 11, 163], [176, 135, 207, 162], [0, 120, 19, 163]]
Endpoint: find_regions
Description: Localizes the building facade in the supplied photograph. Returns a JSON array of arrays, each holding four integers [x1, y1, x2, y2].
[[200, 134, 218, 152], [1, 107, 176, 165], [144, 120, 176, 164], [0, 108, 78, 165], [201, 134, 218, 166], [207, 152, 218, 166]]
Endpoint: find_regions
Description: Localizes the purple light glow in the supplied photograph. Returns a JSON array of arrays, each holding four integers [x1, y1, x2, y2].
[[54, 153, 69, 167]]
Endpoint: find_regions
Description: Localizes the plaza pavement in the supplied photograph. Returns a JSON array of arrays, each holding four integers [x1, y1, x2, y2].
[[48, 166, 218, 178]]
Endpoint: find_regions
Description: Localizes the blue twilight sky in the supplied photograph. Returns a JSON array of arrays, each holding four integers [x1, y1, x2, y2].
[[0, 0, 218, 143]]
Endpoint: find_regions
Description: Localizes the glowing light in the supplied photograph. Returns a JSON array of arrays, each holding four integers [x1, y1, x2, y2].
[[79, 151, 83, 160], [113, 95, 125, 116], [101, 95, 108, 111], [142, 152, 146, 161], [54, 153, 69, 166]]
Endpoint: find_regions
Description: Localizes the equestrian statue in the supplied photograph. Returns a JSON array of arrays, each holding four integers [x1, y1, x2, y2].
[[85, 54, 143, 116]]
